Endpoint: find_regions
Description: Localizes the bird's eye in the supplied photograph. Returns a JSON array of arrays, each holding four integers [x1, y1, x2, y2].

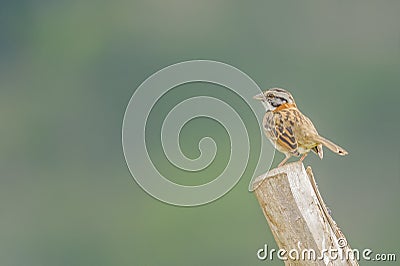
[[266, 93, 273, 98]]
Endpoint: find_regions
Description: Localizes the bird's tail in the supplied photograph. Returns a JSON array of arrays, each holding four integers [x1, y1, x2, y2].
[[313, 135, 348, 156]]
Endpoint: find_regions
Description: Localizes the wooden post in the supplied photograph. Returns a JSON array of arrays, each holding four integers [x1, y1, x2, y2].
[[252, 161, 359, 265]]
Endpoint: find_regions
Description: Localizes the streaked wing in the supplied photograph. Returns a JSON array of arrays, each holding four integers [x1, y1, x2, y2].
[[274, 122, 299, 155], [263, 111, 299, 156]]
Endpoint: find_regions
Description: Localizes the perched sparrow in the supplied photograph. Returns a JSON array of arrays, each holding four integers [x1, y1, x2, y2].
[[254, 88, 348, 167]]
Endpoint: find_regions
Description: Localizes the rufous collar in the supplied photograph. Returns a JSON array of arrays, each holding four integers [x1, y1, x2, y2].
[[272, 103, 297, 113]]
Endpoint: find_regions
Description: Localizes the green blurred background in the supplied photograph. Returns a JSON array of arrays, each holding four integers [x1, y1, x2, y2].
[[1, 1, 399, 265]]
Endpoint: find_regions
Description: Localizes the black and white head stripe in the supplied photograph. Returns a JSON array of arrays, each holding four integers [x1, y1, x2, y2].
[[264, 88, 296, 108], [267, 88, 295, 102]]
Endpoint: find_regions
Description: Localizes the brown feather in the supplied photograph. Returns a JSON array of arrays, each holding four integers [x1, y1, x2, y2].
[[312, 135, 348, 156]]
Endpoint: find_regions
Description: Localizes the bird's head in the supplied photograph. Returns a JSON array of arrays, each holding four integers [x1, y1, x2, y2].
[[253, 88, 296, 111]]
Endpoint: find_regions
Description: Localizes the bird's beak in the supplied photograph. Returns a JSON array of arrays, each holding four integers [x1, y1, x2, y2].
[[253, 93, 265, 101]]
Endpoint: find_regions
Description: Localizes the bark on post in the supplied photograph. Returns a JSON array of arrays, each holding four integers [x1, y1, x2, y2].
[[252, 161, 358, 265]]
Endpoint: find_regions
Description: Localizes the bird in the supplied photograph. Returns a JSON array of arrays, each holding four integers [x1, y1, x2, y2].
[[253, 88, 348, 167]]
